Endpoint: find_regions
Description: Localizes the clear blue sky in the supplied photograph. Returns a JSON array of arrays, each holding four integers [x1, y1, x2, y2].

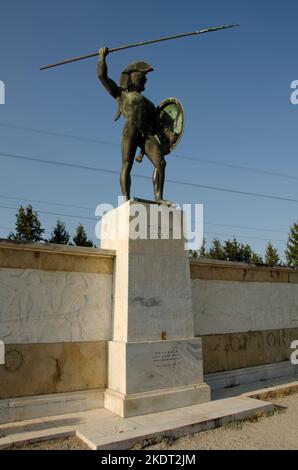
[[0, 0, 297, 259]]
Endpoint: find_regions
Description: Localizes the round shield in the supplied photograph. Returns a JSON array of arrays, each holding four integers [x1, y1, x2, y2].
[[155, 97, 185, 156]]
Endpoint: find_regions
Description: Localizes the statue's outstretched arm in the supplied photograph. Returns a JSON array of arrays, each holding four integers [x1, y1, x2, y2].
[[97, 47, 121, 99]]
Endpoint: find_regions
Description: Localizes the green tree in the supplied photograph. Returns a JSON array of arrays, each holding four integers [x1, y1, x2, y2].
[[48, 220, 70, 245], [265, 242, 280, 266], [251, 252, 263, 265], [208, 239, 226, 260], [189, 238, 207, 258], [73, 223, 94, 247], [223, 238, 246, 262], [8, 205, 44, 242], [223, 238, 256, 264], [285, 220, 298, 268], [199, 238, 207, 257], [189, 236, 263, 265], [238, 243, 253, 264], [222, 238, 239, 261], [189, 249, 198, 258]]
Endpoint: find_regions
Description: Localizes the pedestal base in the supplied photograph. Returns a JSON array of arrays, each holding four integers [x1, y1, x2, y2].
[[104, 383, 211, 418], [105, 338, 210, 417], [101, 201, 210, 417]]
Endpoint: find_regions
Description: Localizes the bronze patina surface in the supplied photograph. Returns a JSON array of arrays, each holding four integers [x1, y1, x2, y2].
[[98, 47, 181, 204]]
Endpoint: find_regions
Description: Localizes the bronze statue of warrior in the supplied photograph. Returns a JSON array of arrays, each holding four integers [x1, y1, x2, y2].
[[41, 26, 238, 203], [97, 47, 179, 203]]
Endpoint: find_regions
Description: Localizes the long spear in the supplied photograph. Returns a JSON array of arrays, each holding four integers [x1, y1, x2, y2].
[[40, 24, 239, 71]]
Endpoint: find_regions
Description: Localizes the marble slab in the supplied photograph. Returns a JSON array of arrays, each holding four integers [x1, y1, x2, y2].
[[108, 339, 204, 395], [0, 268, 112, 343]]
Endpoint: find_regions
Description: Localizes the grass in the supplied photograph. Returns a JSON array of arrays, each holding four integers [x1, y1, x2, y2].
[[249, 384, 298, 401]]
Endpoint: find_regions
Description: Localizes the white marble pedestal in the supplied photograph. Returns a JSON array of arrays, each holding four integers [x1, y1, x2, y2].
[[101, 200, 210, 417]]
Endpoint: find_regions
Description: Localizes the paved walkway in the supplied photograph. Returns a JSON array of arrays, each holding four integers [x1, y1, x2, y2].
[[0, 395, 273, 450], [2, 381, 298, 450], [144, 393, 298, 450]]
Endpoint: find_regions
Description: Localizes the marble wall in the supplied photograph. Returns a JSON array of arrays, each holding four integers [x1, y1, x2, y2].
[[190, 260, 298, 373], [0, 240, 298, 397], [0, 268, 112, 344], [202, 328, 298, 373], [0, 342, 107, 399], [0, 241, 114, 398], [192, 279, 298, 336]]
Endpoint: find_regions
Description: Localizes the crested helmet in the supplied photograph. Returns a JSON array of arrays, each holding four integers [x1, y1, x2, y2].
[[120, 61, 153, 89]]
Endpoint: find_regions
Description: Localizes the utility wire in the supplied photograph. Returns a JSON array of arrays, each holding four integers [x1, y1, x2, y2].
[[0, 226, 14, 231], [0, 122, 118, 148], [1, 151, 298, 204], [204, 231, 285, 243], [0, 194, 92, 211], [0, 205, 287, 244], [174, 153, 298, 181], [0, 204, 95, 221], [1, 121, 298, 181], [0, 194, 289, 234], [205, 222, 288, 234]]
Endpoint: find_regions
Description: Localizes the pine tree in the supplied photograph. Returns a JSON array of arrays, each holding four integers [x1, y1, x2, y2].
[[251, 252, 263, 265], [208, 239, 226, 260], [73, 223, 94, 247], [285, 220, 298, 268], [223, 238, 246, 262], [199, 238, 207, 257], [223, 238, 238, 261], [8, 205, 44, 242], [188, 250, 198, 258], [190, 236, 263, 265], [189, 238, 207, 258], [223, 238, 255, 264], [265, 242, 280, 266], [239, 243, 253, 264], [48, 220, 70, 245]]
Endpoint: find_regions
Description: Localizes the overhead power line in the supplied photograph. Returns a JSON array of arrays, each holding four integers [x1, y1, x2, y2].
[[1, 121, 298, 181], [0, 194, 289, 235], [205, 222, 288, 234], [1, 150, 298, 204], [204, 231, 286, 244], [0, 122, 118, 148], [0, 204, 95, 221], [0, 194, 92, 211], [174, 153, 298, 181], [0, 205, 288, 244]]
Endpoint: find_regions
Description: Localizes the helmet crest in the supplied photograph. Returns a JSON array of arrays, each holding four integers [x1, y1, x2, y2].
[[120, 61, 153, 89]]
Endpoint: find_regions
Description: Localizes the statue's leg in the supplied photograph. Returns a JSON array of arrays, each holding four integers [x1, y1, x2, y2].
[[144, 136, 166, 202], [121, 123, 139, 200]]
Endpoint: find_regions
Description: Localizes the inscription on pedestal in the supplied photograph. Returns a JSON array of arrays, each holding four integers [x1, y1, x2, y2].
[[153, 347, 181, 368]]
